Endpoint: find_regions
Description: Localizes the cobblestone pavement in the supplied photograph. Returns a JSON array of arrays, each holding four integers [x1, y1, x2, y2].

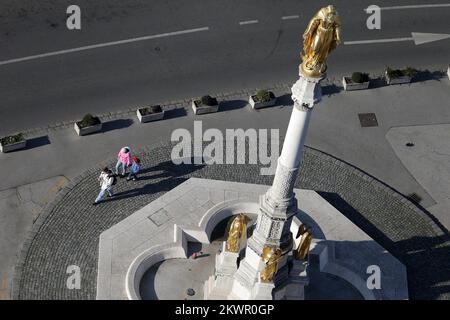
[[14, 141, 450, 300]]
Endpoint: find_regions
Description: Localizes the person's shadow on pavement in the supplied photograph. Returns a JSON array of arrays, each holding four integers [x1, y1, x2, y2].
[[102, 160, 205, 203]]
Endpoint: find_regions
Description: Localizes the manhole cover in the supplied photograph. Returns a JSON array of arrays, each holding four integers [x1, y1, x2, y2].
[[358, 113, 378, 127]]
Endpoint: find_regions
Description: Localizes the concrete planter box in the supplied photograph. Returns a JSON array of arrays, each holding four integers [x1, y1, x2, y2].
[[249, 95, 276, 109], [136, 108, 165, 123], [0, 139, 26, 153], [74, 122, 102, 136], [192, 100, 219, 115], [385, 72, 412, 85], [342, 77, 370, 91]]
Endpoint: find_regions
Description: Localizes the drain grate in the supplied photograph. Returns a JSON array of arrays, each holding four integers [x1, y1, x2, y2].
[[358, 113, 378, 127], [148, 208, 171, 226]]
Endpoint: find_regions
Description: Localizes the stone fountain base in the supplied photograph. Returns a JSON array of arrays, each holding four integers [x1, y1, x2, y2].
[[96, 178, 408, 300]]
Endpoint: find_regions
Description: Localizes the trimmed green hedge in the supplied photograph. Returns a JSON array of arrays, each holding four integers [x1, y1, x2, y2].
[[201, 95, 218, 106], [254, 90, 275, 102], [351, 72, 369, 83], [140, 105, 162, 115], [77, 114, 101, 128], [386, 67, 418, 79], [195, 95, 218, 107], [0, 133, 24, 146]]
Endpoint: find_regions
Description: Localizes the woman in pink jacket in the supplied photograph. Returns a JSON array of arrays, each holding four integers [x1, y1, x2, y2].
[[115, 146, 131, 177]]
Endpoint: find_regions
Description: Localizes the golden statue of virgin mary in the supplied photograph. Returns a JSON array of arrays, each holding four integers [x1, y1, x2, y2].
[[300, 5, 342, 78]]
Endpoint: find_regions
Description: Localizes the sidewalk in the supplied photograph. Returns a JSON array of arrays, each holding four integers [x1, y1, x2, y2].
[[1, 76, 450, 299], [2, 78, 449, 207], [0, 176, 68, 299], [387, 124, 450, 228]]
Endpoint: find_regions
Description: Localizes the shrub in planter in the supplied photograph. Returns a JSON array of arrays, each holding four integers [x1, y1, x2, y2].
[[255, 90, 275, 102], [137, 105, 165, 123], [386, 67, 404, 78], [146, 105, 163, 114], [200, 95, 218, 106], [403, 67, 418, 78], [386, 67, 417, 84], [0, 133, 24, 145], [78, 114, 101, 128], [74, 114, 102, 136], [249, 89, 276, 109], [192, 95, 219, 115], [0, 133, 26, 152], [351, 72, 369, 83], [342, 72, 370, 91]]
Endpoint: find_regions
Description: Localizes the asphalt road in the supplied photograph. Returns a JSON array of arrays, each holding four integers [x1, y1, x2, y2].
[[0, 0, 449, 134]]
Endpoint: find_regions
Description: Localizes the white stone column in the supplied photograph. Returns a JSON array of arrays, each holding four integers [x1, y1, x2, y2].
[[229, 73, 324, 300], [269, 75, 322, 201], [279, 108, 312, 168]]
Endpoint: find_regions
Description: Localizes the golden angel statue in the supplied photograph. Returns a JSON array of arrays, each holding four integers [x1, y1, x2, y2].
[[300, 5, 341, 78], [294, 224, 313, 260], [225, 214, 247, 253], [260, 246, 282, 282]]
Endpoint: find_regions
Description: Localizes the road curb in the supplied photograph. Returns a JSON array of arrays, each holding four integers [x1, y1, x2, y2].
[[7, 80, 332, 139]]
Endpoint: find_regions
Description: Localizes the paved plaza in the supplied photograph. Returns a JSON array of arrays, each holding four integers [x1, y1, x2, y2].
[[13, 142, 449, 300], [387, 124, 450, 228]]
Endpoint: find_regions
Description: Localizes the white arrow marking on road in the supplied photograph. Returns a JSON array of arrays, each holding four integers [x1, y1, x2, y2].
[[0, 27, 210, 66], [344, 32, 450, 45], [411, 32, 450, 45], [379, 3, 450, 10]]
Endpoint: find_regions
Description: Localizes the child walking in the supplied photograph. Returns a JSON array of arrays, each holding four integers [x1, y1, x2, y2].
[[127, 156, 141, 181]]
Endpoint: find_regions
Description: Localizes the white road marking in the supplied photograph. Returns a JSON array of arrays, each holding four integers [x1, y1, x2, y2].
[[0, 27, 210, 66], [345, 32, 450, 45], [281, 15, 300, 20], [239, 20, 259, 25], [379, 3, 450, 10], [345, 37, 413, 45]]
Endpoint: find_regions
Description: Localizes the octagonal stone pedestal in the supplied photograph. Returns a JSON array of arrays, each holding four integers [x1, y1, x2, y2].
[[96, 178, 408, 300]]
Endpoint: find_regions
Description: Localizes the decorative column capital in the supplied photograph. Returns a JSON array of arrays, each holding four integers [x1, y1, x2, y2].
[[291, 74, 324, 110]]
